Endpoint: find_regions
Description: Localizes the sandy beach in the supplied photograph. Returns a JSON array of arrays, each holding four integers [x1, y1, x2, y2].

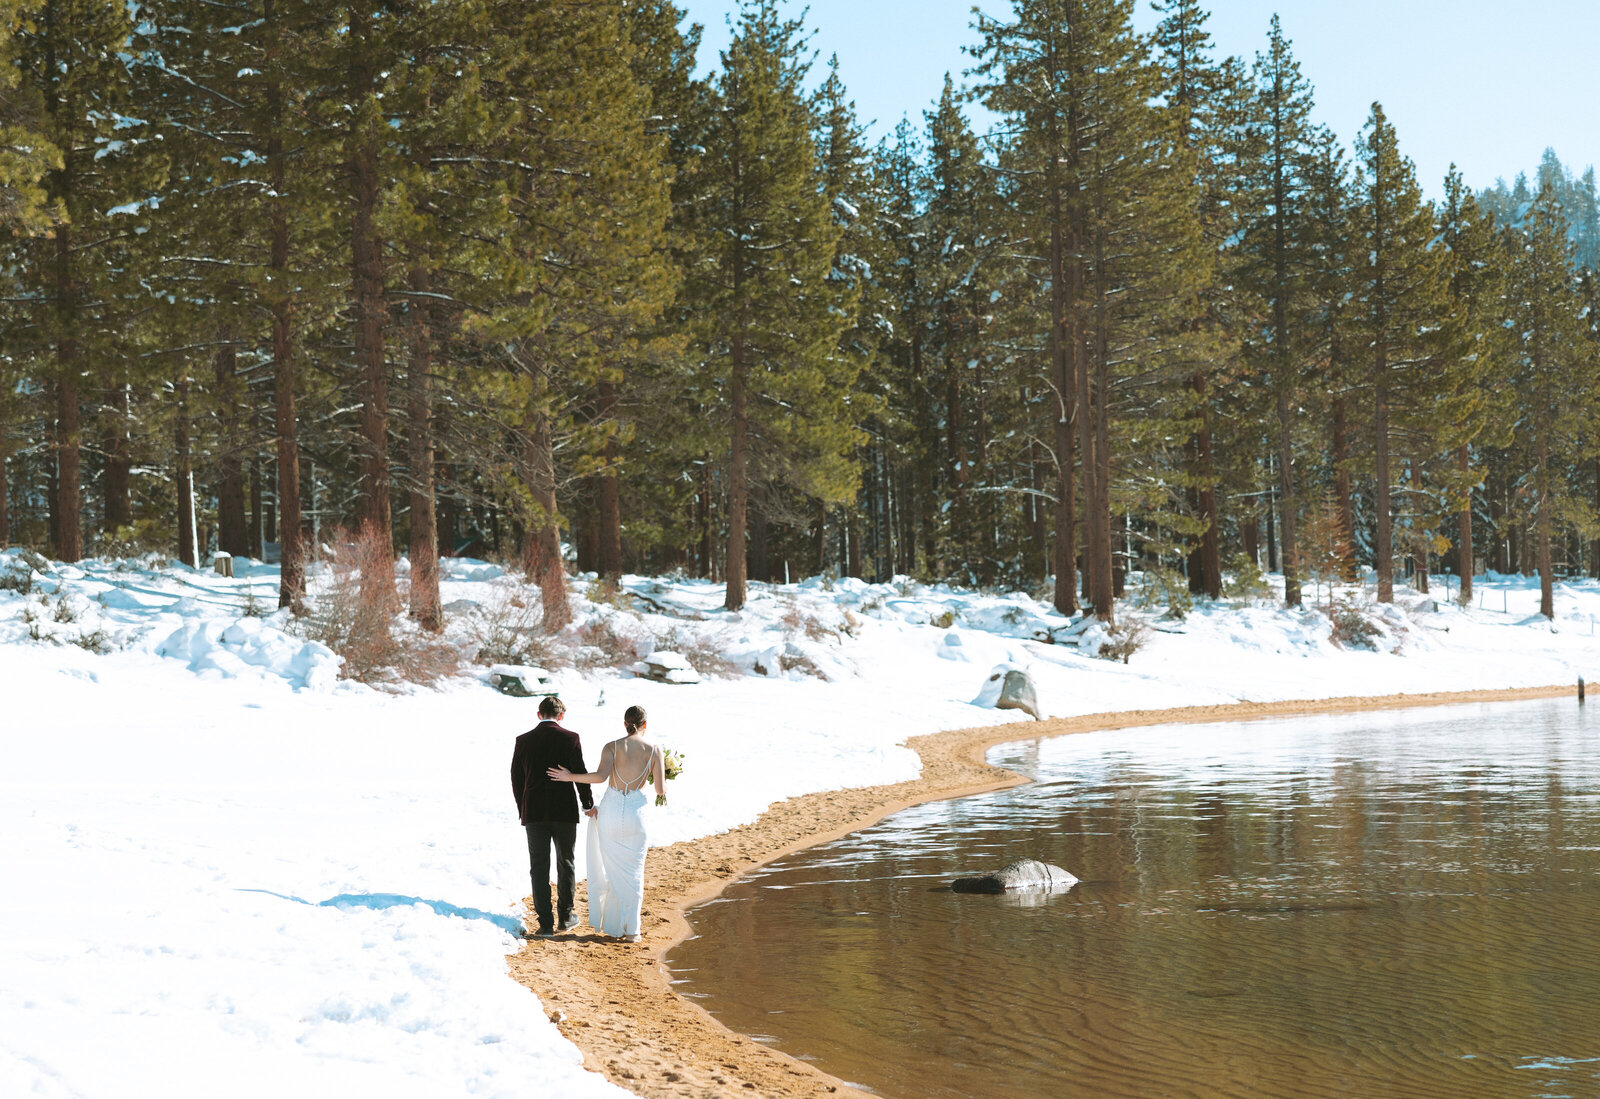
[[507, 683, 1573, 1098]]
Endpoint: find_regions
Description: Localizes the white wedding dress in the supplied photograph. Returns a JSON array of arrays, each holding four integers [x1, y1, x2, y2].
[[586, 741, 656, 937]]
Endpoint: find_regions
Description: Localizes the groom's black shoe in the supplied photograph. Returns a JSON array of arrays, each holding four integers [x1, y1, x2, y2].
[[558, 911, 580, 932], [532, 922, 555, 937]]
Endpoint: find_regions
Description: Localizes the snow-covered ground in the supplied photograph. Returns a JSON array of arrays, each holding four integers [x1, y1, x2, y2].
[[5, 547, 1599, 1097]]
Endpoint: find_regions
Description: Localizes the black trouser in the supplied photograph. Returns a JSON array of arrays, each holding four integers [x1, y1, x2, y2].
[[525, 820, 577, 926]]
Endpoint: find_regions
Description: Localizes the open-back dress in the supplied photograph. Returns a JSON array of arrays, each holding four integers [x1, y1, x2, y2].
[[586, 738, 658, 937]]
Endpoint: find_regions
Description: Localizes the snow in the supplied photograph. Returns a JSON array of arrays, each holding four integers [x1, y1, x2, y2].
[[5, 546, 1600, 1096]]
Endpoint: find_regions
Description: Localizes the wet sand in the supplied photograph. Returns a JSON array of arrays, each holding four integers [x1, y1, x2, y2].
[[505, 684, 1572, 1098]]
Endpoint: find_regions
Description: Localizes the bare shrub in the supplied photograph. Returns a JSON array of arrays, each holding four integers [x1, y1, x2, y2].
[[573, 615, 643, 671], [929, 608, 957, 629], [467, 584, 556, 666], [1328, 597, 1382, 650], [1098, 617, 1150, 664], [779, 646, 830, 680], [21, 596, 48, 641], [0, 559, 35, 594], [68, 627, 110, 654], [295, 524, 460, 687], [781, 601, 842, 642], [657, 627, 741, 679]]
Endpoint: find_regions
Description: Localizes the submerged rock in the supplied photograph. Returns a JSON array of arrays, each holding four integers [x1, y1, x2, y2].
[[950, 858, 1078, 895]]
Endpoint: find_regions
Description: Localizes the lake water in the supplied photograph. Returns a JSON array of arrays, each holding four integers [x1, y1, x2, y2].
[[668, 699, 1600, 1098]]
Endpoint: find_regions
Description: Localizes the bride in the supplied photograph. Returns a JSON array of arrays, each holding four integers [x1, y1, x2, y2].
[[547, 705, 665, 942]]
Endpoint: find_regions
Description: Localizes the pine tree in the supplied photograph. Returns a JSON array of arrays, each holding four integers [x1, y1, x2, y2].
[[921, 76, 1004, 581], [1233, 15, 1320, 607], [1435, 167, 1512, 602], [1505, 184, 1598, 617], [8, 0, 153, 562], [866, 120, 932, 581], [1351, 102, 1449, 603], [0, 0, 59, 547], [975, 0, 1205, 622], [1152, 0, 1244, 600], [1301, 129, 1359, 579], [687, 0, 850, 611], [466, 0, 674, 625], [140, 0, 339, 605]]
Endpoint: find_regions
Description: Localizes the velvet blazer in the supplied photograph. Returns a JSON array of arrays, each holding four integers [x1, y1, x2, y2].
[[510, 720, 594, 825]]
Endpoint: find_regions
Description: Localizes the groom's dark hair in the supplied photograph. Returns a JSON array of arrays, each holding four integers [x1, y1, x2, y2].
[[538, 695, 564, 719]]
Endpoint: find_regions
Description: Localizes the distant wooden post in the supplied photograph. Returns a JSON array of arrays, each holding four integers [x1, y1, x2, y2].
[[214, 551, 234, 579]]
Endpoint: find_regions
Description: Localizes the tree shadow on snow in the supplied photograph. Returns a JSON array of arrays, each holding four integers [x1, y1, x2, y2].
[[238, 888, 524, 935]]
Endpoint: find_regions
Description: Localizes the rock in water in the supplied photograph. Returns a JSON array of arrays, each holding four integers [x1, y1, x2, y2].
[[997, 669, 1041, 720], [951, 858, 1078, 895]]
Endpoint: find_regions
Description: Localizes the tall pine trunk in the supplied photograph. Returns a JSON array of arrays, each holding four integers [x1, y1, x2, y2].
[[1333, 396, 1356, 581], [725, 329, 749, 610], [176, 377, 198, 568], [249, 458, 263, 558], [103, 384, 131, 533], [1272, 359, 1299, 608], [215, 341, 249, 557], [1089, 288, 1115, 622], [1186, 373, 1221, 598], [1537, 426, 1553, 619], [267, 0, 303, 609], [1375, 373, 1393, 602], [1043, 147, 1081, 620], [1049, 180, 1077, 616], [521, 366, 569, 630], [348, 7, 393, 603], [406, 264, 441, 631], [1269, 91, 1298, 608], [597, 377, 624, 587], [1410, 454, 1429, 594], [0, 424, 8, 545], [1457, 445, 1474, 601], [54, 222, 82, 562]]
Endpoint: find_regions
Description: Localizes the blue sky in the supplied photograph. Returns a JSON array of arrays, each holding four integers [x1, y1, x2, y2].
[[678, 0, 1600, 197]]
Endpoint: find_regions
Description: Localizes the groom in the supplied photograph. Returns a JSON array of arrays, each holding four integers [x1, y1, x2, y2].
[[510, 696, 594, 936]]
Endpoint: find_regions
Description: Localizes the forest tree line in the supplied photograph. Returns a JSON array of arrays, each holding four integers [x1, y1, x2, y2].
[[2, 0, 1599, 628]]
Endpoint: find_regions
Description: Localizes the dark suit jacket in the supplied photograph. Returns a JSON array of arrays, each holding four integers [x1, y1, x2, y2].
[[511, 720, 593, 825]]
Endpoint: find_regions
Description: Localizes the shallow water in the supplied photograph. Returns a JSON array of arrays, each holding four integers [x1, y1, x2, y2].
[[669, 699, 1600, 1098]]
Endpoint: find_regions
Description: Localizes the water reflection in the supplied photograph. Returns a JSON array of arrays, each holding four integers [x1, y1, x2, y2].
[[670, 699, 1600, 1098]]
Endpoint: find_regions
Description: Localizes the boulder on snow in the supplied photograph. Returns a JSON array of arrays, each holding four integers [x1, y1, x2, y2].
[[937, 631, 969, 661], [972, 664, 1042, 720], [489, 664, 559, 697], [630, 650, 702, 685], [951, 858, 1078, 894]]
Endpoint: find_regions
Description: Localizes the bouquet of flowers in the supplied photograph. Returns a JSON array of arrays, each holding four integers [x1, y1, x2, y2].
[[663, 749, 685, 781], [656, 750, 684, 807]]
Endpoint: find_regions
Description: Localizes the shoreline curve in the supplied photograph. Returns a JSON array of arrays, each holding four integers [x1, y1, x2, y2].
[[506, 683, 1572, 1098]]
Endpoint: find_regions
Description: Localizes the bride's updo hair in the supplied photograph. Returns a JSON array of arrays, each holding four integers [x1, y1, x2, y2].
[[624, 704, 647, 733]]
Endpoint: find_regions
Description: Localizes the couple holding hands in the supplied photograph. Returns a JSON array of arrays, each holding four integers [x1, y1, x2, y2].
[[510, 696, 667, 942]]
